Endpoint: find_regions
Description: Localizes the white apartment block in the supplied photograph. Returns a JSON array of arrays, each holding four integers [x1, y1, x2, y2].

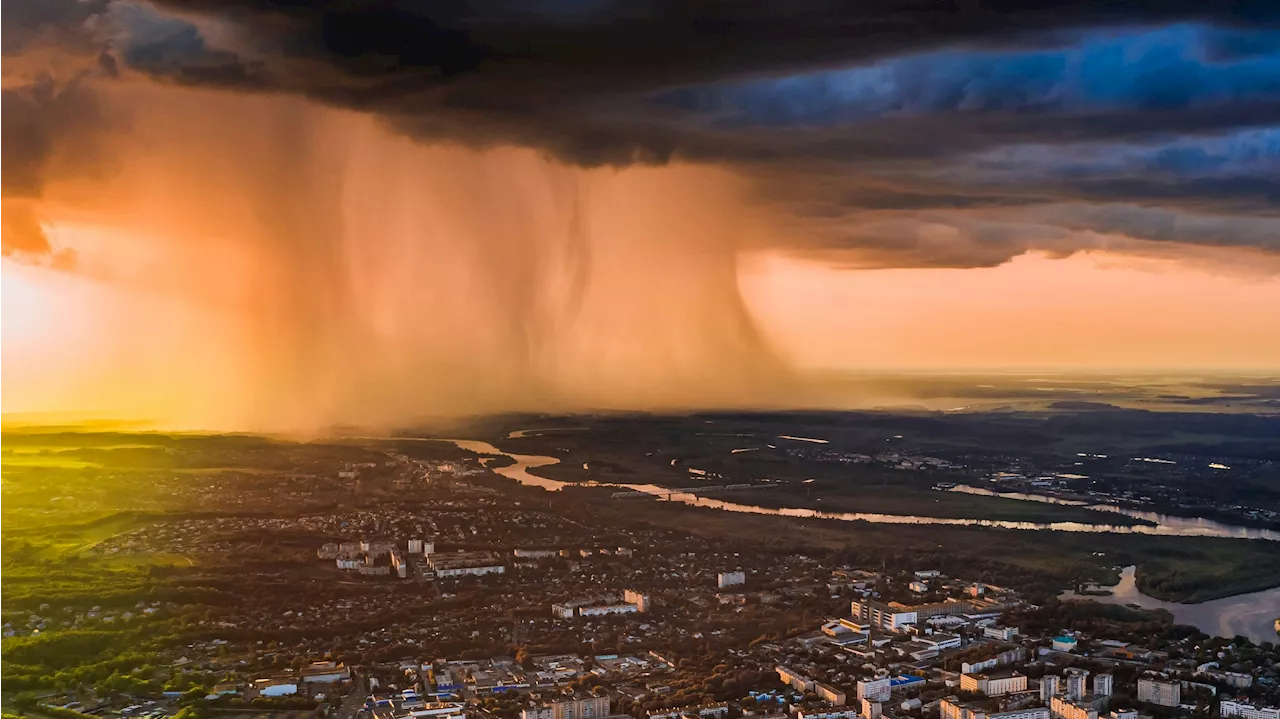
[[1222, 701, 1280, 719], [796, 711, 859, 719], [1065, 672, 1089, 701], [717, 571, 745, 588], [578, 604, 638, 617], [1137, 678, 1180, 707], [1041, 676, 1060, 702], [1093, 674, 1112, 697], [856, 677, 892, 703]]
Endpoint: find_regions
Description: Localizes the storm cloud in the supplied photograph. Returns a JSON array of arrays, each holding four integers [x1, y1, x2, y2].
[[6, 0, 1280, 267]]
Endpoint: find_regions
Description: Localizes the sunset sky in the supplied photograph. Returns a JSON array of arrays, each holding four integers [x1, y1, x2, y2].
[[3, 1, 1279, 429]]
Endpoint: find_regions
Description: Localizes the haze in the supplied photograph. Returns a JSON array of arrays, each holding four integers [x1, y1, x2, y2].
[[4, 1, 1279, 430]]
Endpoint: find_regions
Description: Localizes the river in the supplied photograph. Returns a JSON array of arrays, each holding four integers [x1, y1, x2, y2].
[[422, 437, 1280, 640], [440, 439, 1280, 542], [1061, 566, 1280, 643], [949, 485, 1280, 541]]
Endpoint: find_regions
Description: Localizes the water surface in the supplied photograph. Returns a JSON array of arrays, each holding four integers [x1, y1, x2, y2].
[[442, 440, 1279, 542], [1061, 566, 1280, 643]]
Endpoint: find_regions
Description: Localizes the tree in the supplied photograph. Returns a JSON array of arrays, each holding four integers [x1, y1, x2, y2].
[[516, 647, 534, 671]]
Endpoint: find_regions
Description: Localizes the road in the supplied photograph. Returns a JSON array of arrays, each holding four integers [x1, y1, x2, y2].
[[335, 673, 367, 719]]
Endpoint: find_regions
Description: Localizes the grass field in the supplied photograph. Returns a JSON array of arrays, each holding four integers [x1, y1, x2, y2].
[[567, 486, 1280, 604]]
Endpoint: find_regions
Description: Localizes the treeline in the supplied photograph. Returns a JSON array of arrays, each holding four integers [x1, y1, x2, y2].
[[1137, 558, 1280, 604]]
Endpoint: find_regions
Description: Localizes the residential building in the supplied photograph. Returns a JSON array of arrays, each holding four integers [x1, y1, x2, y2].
[[1041, 676, 1060, 702], [514, 549, 559, 559], [1065, 670, 1089, 701], [960, 671, 1027, 697], [623, 589, 651, 613], [1137, 678, 1180, 707], [647, 704, 728, 719], [963, 647, 1027, 675], [796, 710, 858, 719], [860, 699, 881, 719], [578, 604, 638, 617], [1205, 671, 1255, 689], [856, 678, 892, 703], [1051, 697, 1099, 719], [428, 551, 505, 577], [1092, 675, 1112, 698], [777, 665, 815, 693], [909, 581, 929, 593], [1221, 701, 1280, 719], [523, 696, 610, 719], [816, 681, 847, 706], [941, 697, 1049, 719], [717, 571, 745, 588]]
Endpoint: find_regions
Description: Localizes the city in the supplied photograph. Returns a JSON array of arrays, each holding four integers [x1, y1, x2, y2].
[[3, 415, 1277, 719]]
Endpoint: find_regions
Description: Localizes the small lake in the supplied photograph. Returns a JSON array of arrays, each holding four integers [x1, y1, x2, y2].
[[1061, 566, 1280, 644], [440, 440, 1280, 542]]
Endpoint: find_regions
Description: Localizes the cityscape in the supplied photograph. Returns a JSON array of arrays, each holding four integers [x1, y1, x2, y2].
[[3, 4, 1279, 719]]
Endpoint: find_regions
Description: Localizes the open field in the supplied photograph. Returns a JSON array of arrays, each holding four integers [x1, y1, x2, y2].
[[570, 489, 1280, 604]]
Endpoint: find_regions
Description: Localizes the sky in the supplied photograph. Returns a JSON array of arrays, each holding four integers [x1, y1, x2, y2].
[[2, 1, 1279, 429]]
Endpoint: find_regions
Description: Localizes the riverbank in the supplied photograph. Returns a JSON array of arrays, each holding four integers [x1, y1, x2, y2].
[[435, 436, 1280, 606], [696, 485, 1152, 526], [1062, 566, 1280, 643]]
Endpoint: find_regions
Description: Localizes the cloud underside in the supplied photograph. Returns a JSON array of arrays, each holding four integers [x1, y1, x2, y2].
[[5, 0, 1280, 268]]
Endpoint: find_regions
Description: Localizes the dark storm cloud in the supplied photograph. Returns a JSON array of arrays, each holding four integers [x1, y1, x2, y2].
[[1, 0, 118, 263], [111, 4, 1280, 161], [1, 0, 109, 57], [9, 0, 1280, 268]]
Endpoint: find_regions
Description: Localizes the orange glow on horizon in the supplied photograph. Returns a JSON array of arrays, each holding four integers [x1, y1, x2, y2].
[[741, 250, 1280, 372], [2, 82, 1277, 430]]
